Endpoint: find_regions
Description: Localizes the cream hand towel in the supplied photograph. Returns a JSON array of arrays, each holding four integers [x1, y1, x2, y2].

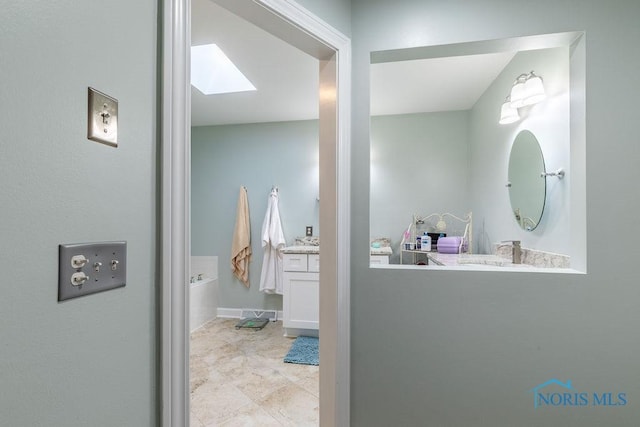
[[231, 186, 251, 286]]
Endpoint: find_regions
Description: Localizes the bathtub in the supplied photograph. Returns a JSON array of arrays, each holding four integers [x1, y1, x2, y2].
[[189, 256, 218, 332], [189, 277, 219, 332]]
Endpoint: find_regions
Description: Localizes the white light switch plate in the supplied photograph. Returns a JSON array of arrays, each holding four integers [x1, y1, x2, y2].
[[87, 87, 118, 147]]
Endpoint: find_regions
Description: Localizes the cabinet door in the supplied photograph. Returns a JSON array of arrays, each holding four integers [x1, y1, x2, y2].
[[283, 271, 319, 330], [308, 254, 320, 272]]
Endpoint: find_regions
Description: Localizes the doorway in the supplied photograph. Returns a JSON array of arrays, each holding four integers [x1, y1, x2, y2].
[[190, 1, 320, 422], [161, 0, 351, 426]]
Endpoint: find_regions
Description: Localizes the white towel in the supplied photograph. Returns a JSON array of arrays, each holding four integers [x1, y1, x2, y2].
[[231, 186, 251, 287], [259, 189, 286, 294]]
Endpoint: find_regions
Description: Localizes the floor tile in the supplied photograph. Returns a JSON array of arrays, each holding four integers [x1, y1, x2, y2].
[[190, 318, 319, 426], [258, 383, 319, 426]]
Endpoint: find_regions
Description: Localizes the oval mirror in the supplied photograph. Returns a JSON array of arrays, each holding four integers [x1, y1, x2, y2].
[[508, 130, 546, 231]]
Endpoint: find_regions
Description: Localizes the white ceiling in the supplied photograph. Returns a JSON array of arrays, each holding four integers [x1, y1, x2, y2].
[[191, 0, 319, 126], [191, 0, 516, 127], [370, 52, 516, 116]]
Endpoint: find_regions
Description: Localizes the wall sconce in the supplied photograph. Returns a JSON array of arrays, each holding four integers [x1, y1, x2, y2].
[[499, 95, 520, 124], [499, 70, 546, 124], [511, 71, 545, 107]]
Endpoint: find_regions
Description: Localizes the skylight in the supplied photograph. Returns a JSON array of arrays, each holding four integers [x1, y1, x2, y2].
[[190, 44, 256, 95]]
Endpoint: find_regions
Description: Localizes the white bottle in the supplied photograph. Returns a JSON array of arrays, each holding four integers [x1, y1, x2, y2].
[[421, 233, 432, 252]]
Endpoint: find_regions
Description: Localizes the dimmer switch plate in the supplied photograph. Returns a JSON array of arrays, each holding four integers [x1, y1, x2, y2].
[[58, 241, 126, 301], [87, 87, 118, 147]]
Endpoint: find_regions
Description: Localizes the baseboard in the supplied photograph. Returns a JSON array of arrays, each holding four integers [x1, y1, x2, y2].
[[217, 307, 283, 321], [284, 327, 319, 338]]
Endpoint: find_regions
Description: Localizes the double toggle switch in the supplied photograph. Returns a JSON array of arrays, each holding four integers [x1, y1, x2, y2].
[[58, 241, 127, 301], [71, 271, 89, 286]]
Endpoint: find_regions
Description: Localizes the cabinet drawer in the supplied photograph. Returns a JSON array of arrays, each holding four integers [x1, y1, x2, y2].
[[370, 255, 389, 265], [283, 254, 308, 272], [308, 254, 320, 272]]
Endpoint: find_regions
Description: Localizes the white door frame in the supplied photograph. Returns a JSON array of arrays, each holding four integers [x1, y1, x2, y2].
[[161, 1, 351, 425]]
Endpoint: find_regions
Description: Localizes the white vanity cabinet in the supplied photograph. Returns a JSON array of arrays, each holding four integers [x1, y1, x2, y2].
[[370, 245, 392, 265], [370, 254, 389, 265], [282, 253, 319, 336]]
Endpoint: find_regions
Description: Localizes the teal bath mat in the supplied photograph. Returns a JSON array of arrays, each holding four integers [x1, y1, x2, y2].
[[284, 336, 319, 366]]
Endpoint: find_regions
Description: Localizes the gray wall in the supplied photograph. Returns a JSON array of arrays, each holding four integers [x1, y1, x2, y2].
[[370, 111, 470, 261], [352, 0, 640, 426], [191, 120, 319, 310], [0, 1, 157, 426]]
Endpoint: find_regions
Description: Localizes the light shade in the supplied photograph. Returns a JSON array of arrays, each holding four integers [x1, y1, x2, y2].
[[522, 72, 546, 106], [191, 44, 256, 95], [499, 97, 520, 124], [509, 74, 528, 109], [510, 71, 546, 108]]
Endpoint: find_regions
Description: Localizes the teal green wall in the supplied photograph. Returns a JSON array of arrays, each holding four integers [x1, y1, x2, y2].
[[5, 1, 640, 425], [0, 1, 157, 426], [352, 0, 640, 426], [370, 111, 470, 261], [191, 120, 319, 310]]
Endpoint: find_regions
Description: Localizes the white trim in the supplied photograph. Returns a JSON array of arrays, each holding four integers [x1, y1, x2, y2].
[[216, 307, 243, 319], [216, 308, 284, 320], [162, 0, 190, 426], [258, 3, 351, 426], [162, 1, 351, 426], [336, 43, 352, 427], [260, 0, 350, 50]]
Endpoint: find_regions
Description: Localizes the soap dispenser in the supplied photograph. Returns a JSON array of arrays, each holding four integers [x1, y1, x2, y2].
[[421, 232, 432, 252]]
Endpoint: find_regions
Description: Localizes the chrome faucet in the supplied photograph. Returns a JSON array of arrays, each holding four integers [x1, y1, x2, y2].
[[499, 240, 522, 264]]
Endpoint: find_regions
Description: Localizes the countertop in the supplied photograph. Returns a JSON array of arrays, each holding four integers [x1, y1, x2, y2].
[[391, 249, 577, 273], [282, 245, 393, 255], [281, 245, 320, 254], [370, 246, 392, 255], [401, 250, 533, 268]]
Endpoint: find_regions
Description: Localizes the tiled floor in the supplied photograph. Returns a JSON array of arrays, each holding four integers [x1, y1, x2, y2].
[[190, 318, 319, 426]]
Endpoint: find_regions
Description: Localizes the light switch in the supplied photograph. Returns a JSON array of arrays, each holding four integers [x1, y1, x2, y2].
[[87, 87, 118, 147], [58, 241, 126, 301]]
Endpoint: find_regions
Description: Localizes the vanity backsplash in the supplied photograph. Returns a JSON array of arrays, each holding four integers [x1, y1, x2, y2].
[[294, 236, 319, 246], [494, 243, 570, 268]]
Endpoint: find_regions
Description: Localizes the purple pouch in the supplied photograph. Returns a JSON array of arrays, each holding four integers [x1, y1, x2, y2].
[[437, 236, 463, 254]]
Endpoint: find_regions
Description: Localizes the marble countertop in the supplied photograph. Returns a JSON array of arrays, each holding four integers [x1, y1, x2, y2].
[[370, 246, 392, 255], [392, 247, 575, 272], [282, 245, 394, 255], [423, 252, 460, 266], [281, 245, 320, 254], [401, 250, 528, 268], [428, 252, 531, 268]]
